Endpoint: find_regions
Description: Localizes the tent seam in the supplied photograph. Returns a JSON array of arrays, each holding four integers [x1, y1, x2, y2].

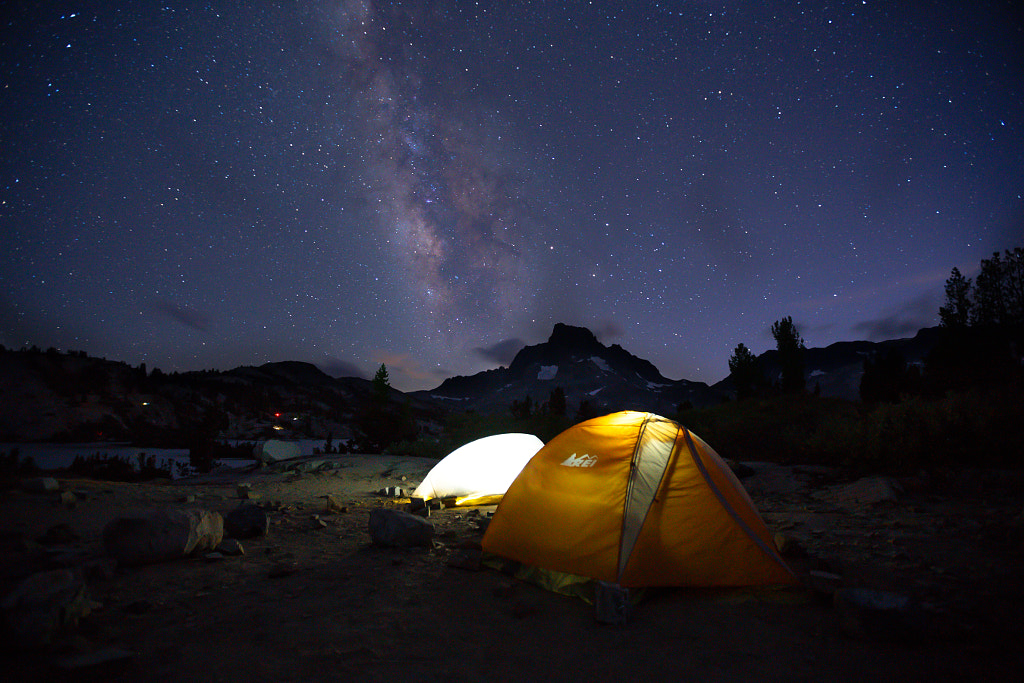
[[617, 414, 676, 582], [681, 429, 796, 579], [617, 413, 650, 581]]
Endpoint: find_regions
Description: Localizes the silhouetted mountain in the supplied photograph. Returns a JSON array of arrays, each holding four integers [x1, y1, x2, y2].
[[0, 325, 950, 444], [0, 350, 438, 444], [412, 323, 720, 414], [712, 327, 944, 400]]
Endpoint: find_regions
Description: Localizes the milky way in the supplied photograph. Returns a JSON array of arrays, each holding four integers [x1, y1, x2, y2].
[[314, 1, 535, 334]]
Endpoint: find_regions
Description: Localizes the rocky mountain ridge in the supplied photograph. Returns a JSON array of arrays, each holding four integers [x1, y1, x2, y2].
[[0, 324, 943, 443]]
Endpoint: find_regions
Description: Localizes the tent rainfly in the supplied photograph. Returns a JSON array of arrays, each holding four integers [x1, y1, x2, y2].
[[412, 433, 544, 506], [482, 411, 796, 587]]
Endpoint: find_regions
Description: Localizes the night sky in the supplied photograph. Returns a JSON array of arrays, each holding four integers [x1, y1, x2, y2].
[[2, 2, 1021, 391]]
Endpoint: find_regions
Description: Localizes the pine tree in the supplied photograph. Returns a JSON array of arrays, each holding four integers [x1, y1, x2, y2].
[[938, 267, 973, 329], [372, 363, 390, 401], [727, 343, 764, 400], [770, 316, 806, 394]]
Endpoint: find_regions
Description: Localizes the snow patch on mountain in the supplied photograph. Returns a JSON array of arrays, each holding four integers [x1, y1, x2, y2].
[[537, 365, 558, 380], [589, 356, 611, 372]]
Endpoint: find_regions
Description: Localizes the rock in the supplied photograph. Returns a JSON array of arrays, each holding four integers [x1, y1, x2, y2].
[[22, 477, 60, 493], [806, 570, 845, 597], [254, 439, 301, 464], [829, 477, 902, 505], [1, 569, 93, 646], [102, 508, 224, 566], [224, 504, 270, 539], [833, 587, 926, 642], [123, 600, 154, 614], [447, 548, 483, 571], [774, 532, 805, 558], [268, 562, 298, 578], [56, 646, 135, 670], [236, 482, 259, 500], [324, 495, 347, 514], [725, 459, 755, 479], [215, 539, 245, 556], [59, 491, 78, 507], [81, 558, 117, 582], [368, 508, 434, 547], [38, 523, 79, 545]]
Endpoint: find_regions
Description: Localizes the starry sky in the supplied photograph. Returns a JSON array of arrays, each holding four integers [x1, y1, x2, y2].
[[2, 1, 1022, 392]]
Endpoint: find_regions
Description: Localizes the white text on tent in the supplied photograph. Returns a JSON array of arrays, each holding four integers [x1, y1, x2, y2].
[[560, 454, 598, 468]]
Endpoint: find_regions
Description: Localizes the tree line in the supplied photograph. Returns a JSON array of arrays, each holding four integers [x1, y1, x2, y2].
[[727, 246, 1023, 402]]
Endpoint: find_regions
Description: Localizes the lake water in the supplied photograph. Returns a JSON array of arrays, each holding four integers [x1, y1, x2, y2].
[[0, 440, 328, 479]]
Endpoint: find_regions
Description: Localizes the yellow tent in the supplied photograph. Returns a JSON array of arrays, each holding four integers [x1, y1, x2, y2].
[[482, 411, 796, 588]]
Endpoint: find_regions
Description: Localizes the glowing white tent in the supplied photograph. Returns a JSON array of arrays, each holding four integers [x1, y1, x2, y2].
[[412, 433, 544, 505]]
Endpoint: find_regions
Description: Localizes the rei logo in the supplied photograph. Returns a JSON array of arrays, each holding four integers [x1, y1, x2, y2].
[[560, 453, 598, 468]]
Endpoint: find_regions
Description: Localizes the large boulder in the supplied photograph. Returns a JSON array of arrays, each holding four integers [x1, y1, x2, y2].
[[254, 440, 301, 464], [224, 504, 270, 538], [102, 508, 224, 566], [2, 569, 93, 646], [368, 509, 434, 547]]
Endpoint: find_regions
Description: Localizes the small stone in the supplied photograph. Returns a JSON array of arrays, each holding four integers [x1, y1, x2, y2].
[[215, 539, 245, 556], [774, 532, 805, 558], [446, 549, 483, 571], [324, 495, 346, 514], [59, 491, 78, 507], [806, 570, 844, 597], [56, 646, 135, 670], [204, 552, 225, 561], [834, 587, 926, 642], [268, 562, 298, 578], [123, 600, 154, 614]]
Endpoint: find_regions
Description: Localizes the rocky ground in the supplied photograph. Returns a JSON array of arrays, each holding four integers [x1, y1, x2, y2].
[[1, 455, 1022, 682]]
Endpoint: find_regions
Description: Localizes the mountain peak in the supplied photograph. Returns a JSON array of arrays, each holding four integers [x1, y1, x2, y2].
[[547, 323, 600, 349]]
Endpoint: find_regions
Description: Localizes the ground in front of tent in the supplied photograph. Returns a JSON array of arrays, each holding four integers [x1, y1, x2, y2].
[[1, 454, 1021, 681]]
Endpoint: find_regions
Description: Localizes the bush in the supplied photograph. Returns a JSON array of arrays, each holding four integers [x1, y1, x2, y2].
[[673, 388, 1024, 474]]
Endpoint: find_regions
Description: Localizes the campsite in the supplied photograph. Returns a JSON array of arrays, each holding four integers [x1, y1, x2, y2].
[[2, 424, 1023, 682]]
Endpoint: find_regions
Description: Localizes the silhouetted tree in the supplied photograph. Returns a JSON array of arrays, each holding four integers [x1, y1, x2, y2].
[[575, 399, 600, 422], [548, 387, 567, 416], [727, 343, 764, 400], [972, 252, 1007, 328], [939, 267, 972, 329], [1005, 247, 1024, 328], [510, 395, 533, 419], [372, 363, 390, 401], [860, 349, 920, 403], [771, 316, 806, 394]]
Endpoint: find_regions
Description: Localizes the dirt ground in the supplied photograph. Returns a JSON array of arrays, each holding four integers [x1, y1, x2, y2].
[[1, 455, 1022, 682]]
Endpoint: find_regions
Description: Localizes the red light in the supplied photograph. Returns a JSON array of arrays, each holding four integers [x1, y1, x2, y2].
[[274, 413, 281, 418]]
